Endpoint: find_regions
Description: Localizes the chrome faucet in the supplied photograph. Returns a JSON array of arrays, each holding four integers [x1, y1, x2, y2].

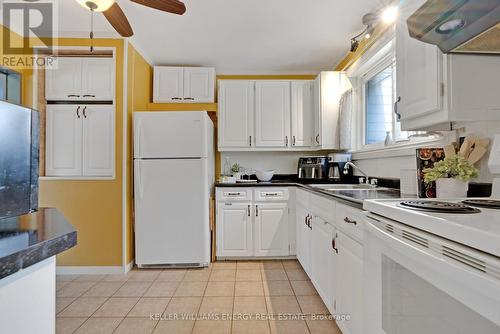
[[343, 162, 370, 184]]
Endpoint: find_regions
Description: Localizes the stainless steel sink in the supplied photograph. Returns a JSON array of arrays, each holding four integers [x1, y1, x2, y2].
[[308, 184, 382, 191]]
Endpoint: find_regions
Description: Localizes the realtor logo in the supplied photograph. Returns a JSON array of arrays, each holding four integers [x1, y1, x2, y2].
[[1, 0, 58, 68]]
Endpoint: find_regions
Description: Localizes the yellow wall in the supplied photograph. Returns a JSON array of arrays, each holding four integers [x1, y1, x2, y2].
[[37, 38, 125, 266], [126, 43, 152, 264]]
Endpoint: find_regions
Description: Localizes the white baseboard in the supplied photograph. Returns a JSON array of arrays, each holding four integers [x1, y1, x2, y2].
[[56, 266, 124, 275], [123, 261, 134, 274]]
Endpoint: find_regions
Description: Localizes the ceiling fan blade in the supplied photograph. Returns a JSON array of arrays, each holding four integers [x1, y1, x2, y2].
[[131, 0, 186, 15], [103, 2, 134, 37]]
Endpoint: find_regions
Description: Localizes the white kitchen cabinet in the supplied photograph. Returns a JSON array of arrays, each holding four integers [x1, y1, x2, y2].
[[215, 187, 291, 259], [81, 58, 115, 101], [296, 202, 312, 276], [183, 67, 216, 102], [82, 105, 115, 176], [218, 81, 254, 148], [46, 104, 115, 177], [395, 0, 500, 130], [153, 66, 215, 103], [216, 202, 253, 257], [335, 231, 363, 334], [291, 81, 314, 147], [45, 57, 115, 101], [255, 81, 291, 148], [254, 202, 289, 257], [153, 67, 184, 102], [45, 57, 83, 101], [313, 72, 343, 149], [311, 216, 335, 312], [45, 105, 83, 176]]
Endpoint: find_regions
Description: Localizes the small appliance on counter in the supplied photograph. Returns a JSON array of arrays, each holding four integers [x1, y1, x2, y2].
[[327, 153, 352, 181], [297, 157, 328, 180]]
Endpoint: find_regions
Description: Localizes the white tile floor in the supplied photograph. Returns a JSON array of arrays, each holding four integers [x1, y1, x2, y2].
[[56, 260, 342, 334]]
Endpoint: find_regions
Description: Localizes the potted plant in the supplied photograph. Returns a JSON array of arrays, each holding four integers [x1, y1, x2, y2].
[[423, 155, 478, 198], [231, 163, 242, 179]]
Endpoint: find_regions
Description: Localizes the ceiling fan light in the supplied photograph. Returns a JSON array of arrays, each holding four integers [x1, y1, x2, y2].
[[77, 0, 116, 12]]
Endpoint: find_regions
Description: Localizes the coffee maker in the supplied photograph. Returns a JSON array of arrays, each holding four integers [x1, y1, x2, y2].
[[328, 153, 353, 181], [297, 157, 328, 180]]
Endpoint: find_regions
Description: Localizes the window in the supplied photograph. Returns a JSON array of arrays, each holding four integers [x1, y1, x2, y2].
[[363, 60, 421, 146], [0, 67, 21, 105], [364, 63, 395, 145]]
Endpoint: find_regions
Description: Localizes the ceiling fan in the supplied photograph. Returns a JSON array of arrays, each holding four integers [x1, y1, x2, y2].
[[74, 0, 186, 37]]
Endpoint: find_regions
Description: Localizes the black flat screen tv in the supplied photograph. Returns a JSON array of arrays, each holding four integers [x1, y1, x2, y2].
[[0, 100, 39, 219]]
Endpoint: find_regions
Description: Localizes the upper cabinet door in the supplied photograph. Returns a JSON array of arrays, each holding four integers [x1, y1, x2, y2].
[[45, 105, 83, 176], [312, 76, 322, 147], [153, 67, 184, 103], [45, 57, 83, 101], [396, 3, 442, 123], [81, 58, 115, 101], [255, 81, 291, 148], [218, 80, 255, 149], [183, 67, 215, 103], [291, 81, 313, 147], [82, 105, 115, 177]]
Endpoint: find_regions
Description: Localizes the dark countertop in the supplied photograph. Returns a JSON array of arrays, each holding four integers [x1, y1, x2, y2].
[[0, 208, 77, 280], [216, 179, 406, 209]]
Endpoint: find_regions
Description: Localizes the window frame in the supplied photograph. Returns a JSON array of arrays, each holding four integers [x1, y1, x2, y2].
[[346, 29, 444, 159], [360, 53, 397, 149]]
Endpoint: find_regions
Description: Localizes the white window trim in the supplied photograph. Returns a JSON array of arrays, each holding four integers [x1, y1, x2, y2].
[[347, 26, 446, 161]]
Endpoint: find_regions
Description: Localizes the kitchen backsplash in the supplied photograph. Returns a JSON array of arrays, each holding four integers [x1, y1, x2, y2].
[[220, 151, 331, 174], [353, 121, 500, 183]]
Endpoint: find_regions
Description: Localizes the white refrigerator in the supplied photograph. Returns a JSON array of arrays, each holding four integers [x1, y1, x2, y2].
[[133, 111, 214, 268]]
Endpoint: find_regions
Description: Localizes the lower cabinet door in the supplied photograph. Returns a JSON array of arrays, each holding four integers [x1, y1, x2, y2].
[[216, 202, 253, 257], [254, 202, 289, 257], [45, 105, 83, 177], [296, 204, 311, 275], [82, 105, 115, 176], [335, 231, 363, 334], [311, 216, 335, 312]]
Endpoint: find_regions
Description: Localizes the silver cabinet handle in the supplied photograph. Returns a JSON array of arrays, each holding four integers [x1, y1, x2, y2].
[[171, 97, 182, 100], [183, 97, 195, 100], [82, 106, 87, 119], [264, 193, 279, 197], [227, 192, 242, 196], [285, 136, 289, 147], [83, 94, 95, 98], [256, 205, 259, 217], [76, 106, 81, 118], [304, 214, 309, 226], [315, 134, 320, 144], [247, 205, 251, 216], [394, 96, 401, 121], [292, 136, 296, 146], [68, 94, 80, 98], [308, 216, 312, 230], [344, 217, 357, 225], [332, 237, 338, 254], [249, 136, 252, 147]]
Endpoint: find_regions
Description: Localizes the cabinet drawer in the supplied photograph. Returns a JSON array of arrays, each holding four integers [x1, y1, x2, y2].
[[254, 188, 289, 201], [335, 202, 364, 243], [216, 188, 252, 201], [296, 188, 310, 207], [310, 193, 335, 223]]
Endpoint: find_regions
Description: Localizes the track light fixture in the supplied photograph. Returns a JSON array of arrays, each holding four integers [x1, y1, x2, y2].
[[349, 5, 398, 53]]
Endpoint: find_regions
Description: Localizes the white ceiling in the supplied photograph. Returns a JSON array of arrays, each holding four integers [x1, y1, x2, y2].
[[53, 0, 385, 74]]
